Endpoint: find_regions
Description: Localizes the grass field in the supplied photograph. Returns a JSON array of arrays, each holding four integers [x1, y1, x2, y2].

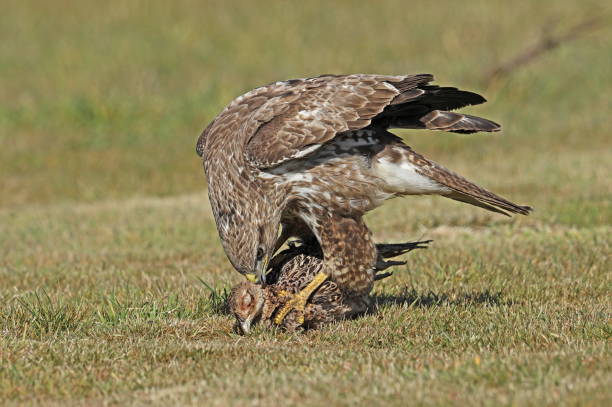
[[1, 0, 611, 405]]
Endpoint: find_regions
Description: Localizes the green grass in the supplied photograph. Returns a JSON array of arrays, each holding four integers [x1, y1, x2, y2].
[[1, 0, 611, 405]]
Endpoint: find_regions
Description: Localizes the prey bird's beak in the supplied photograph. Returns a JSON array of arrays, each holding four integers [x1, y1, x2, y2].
[[245, 273, 257, 283], [256, 254, 270, 284], [240, 318, 252, 335], [233, 318, 252, 335]]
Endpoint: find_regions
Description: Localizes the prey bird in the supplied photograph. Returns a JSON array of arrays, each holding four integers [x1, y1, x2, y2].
[[229, 240, 431, 334], [197, 74, 532, 325]]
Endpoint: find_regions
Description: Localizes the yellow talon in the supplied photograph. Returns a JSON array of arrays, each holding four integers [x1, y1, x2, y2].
[[277, 289, 292, 298], [273, 293, 307, 325], [274, 271, 328, 325]]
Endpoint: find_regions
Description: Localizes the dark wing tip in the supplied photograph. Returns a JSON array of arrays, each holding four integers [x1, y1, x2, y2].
[[417, 86, 488, 110], [453, 89, 486, 107], [517, 205, 534, 215]]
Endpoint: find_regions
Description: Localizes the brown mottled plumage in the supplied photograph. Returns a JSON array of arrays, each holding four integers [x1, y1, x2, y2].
[[198, 74, 532, 320], [229, 240, 430, 333]]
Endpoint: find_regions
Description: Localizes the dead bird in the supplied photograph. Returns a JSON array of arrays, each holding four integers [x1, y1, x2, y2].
[[228, 240, 430, 334]]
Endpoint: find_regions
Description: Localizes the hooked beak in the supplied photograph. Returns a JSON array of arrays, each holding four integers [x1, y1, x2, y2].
[[255, 254, 270, 284]]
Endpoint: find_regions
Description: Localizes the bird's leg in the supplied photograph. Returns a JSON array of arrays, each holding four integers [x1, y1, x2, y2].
[[274, 213, 378, 326], [319, 214, 378, 296], [273, 271, 328, 325]]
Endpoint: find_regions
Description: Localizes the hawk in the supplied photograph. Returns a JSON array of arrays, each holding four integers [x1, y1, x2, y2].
[[197, 74, 531, 323], [229, 240, 430, 334]]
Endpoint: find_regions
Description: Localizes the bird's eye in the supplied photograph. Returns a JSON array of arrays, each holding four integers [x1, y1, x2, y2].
[[256, 247, 264, 261]]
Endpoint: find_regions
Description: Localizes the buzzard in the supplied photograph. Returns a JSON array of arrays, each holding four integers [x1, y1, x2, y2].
[[197, 74, 531, 323], [229, 240, 430, 334]]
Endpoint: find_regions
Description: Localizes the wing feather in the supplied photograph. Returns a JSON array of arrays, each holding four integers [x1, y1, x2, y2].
[[198, 73, 500, 168], [406, 148, 532, 216], [245, 74, 433, 168]]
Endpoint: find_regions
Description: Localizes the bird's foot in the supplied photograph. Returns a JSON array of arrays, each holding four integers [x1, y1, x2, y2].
[[273, 271, 328, 326]]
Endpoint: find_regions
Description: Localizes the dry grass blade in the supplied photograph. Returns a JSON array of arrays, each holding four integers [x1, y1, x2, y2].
[[0, 0, 610, 405], [485, 15, 606, 85]]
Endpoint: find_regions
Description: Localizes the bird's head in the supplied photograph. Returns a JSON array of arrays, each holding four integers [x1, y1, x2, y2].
[[214, 207, 281, 284], [228, 281, 265, 335]]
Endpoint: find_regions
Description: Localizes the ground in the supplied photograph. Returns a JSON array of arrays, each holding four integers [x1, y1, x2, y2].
[[0, 0, 610, 406]]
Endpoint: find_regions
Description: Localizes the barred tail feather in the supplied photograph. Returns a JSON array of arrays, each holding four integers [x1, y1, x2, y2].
[[419, 110, 501, 133], [389, 110, 500, 134], [444, 191, 531, 216], [405, 148, 532, 216]]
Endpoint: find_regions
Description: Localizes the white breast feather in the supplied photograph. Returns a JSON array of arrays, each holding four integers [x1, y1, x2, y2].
[[373, 157, 451, 195]]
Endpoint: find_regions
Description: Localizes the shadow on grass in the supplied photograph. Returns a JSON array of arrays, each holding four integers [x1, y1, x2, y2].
[[371, 288, 517, 310]]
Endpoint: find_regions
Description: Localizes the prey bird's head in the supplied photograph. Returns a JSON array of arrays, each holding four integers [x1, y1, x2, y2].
[[228, 281, 265, 335], [213, 202, 281, 284]]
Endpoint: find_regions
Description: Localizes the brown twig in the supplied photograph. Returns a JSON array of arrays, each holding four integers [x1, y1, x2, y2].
[[485, 16, 604, 86]]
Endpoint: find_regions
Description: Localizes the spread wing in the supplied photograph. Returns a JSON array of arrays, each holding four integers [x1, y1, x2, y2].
[[197, 73, 500, 169], [245, 74, 434, 168], [245, 74, 500, 169]]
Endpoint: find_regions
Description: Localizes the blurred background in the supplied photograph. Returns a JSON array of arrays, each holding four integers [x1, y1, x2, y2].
[[0, 0, 610, 221], [1, 2, 610, 402]]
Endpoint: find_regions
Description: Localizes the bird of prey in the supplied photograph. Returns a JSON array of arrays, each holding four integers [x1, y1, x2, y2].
[[197, 73, 532, 324], [229, 240, 430, 334]]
